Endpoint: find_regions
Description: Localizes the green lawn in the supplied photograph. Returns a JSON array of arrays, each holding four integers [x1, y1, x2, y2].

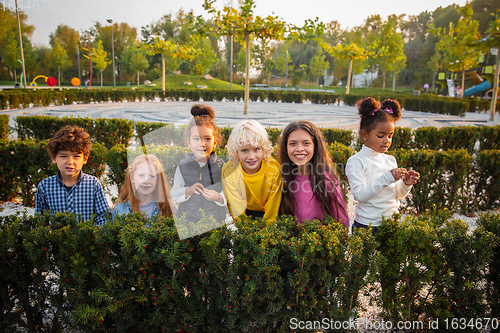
[[152, 74, 245, 90], [0, 81, 15, 85]]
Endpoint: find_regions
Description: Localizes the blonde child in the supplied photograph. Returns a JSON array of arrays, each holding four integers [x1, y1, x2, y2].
[[278, 120, 349, 227], [222, 119, 282, 223], [170, 105, 226, 223], [112, 154, 173, 221], [346, 98, 419, 233]]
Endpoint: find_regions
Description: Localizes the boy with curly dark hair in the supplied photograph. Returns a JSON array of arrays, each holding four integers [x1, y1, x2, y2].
[[35, 125, 110, 225]]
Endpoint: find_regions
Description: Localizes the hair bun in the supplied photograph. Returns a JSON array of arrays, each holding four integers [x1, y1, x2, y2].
[[357, 97, 381, 118], [191, 104, 215, 119], [380, 99, 402, 120]]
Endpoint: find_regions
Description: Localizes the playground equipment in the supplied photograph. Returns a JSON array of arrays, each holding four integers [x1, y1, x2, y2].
[[463, 80, 492, 97], [71, 77, 81, 87], [30, 75, 57, 88], [435, 51, 498, 98]]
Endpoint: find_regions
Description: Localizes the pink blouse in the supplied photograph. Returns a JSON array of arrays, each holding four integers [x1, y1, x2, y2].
[[291, 173, 349, 227]]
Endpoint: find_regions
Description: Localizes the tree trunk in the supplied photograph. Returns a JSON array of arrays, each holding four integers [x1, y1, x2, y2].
[[244, 33, 250, 115], [267, 72, 270, 87], [14, 68, 17, 83], [100, 71, 103, 87], [392, 69, 396, 91], [137, 71, 140, 86], [346, 59, 353, 95], [490, 51, 500, 121], [461, 68, 465, 98], [162, 53, 166, 92], [383, 72, 386, 89], [317, 77, 319, 86], [58, 67, 61, 87]]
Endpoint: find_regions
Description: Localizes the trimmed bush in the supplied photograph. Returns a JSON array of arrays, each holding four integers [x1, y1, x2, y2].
[[0, 114, 10, 140]]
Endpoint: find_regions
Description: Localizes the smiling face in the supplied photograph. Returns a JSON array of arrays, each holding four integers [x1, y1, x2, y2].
[[188, 125, 216, 162], [287, 129, 315, 175], [237, 144, 263, 175], [131, 162, 158, 203], [361, 120, 395, 153], [52, 150, 88, 185]]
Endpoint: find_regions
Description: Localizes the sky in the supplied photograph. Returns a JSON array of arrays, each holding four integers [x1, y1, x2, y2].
[[20, 0, 469, 46]]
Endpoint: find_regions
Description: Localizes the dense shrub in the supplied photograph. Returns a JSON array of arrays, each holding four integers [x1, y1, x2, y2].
[[0, 114, 10, 140], [1, 210, 499, 331], [0, 213, 376, 332], [16, 116, 134, 149], [377, 210, 496, 329]]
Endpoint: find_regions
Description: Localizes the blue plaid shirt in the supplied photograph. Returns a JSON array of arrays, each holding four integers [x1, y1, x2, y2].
[[35, 171, 110, 226]]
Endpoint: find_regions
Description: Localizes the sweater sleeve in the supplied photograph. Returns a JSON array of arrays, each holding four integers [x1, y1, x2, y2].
[[222, 163, 247, 219], [346, 156, 395, 203], [170, 166, 191, 203], [263, 165, 282, 224], [395, 179, 412, 200]]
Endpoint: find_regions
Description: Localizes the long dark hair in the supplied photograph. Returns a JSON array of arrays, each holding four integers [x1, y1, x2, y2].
[[278, 120, 340, 217]]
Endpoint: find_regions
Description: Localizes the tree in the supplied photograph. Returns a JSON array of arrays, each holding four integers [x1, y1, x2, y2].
[[309, 50, 329, 86], [49, 38, 72, 86], [201, 0, 287, 114], [480, 10, 500, 121], [329, 43, 367, 94], [430, 4, 481, 97], [274, 45, 294, 86], [145, 38, 193, 91], [3, 32, 21, 82], [50, 24, 80, 80], [191, 35, 218, 75], [120, 42, 149, 85], [92, 40, 111, 86], [98, 22, 138, 82], [377, 15, 407, 90]]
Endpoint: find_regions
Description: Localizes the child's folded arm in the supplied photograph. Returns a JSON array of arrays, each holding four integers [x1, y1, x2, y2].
[[170, 166, 191, 202]]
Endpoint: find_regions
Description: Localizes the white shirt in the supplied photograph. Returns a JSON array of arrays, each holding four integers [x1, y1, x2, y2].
[[345, 145, 412, 227], [170, 161, 227, 206]]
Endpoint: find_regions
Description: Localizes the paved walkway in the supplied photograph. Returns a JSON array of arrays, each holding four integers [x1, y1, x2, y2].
[[2, 100, 499, 135]]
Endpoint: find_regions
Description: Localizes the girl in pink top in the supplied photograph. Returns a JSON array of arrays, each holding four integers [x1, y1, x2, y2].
[[278, 120, 349, 227]]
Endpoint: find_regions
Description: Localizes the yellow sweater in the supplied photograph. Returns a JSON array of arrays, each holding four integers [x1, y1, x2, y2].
[[221, 157, 282, 223]]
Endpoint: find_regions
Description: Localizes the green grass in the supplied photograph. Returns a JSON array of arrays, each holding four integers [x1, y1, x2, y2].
[[152, 74, 244, 90], [0, 81, 15, 86]]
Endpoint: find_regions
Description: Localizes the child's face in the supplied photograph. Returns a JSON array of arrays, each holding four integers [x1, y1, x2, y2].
[[362, 121, 395, 153], [131, 162, 158, 201], [237, 144, 263, 175], [188, 125, 216, 162], [52, 150, 88, 181], [287, 129, 314, 173]]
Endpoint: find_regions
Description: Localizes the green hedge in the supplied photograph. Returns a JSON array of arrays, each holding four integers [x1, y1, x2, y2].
[[2, 89, 497, 117], [0, 213, 375, 332], [16, 116, 134, 149], [0, 114, 9, 140], [1, 210, 499, 331], [377, 210, 498, 328], [342, 93, 496, 116]]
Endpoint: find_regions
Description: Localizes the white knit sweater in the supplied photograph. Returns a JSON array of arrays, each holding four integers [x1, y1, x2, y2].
[[346, 145, 412, 227]]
